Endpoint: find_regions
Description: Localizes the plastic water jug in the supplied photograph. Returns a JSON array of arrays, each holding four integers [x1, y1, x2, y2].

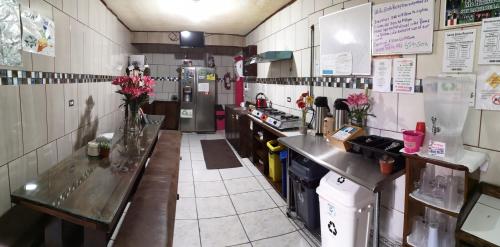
[[421, 77, 474, 161]]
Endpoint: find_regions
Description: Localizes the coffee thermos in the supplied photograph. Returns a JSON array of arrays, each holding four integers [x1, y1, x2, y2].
[[314, 97, 330, 135], [334, 99, 350, 131]]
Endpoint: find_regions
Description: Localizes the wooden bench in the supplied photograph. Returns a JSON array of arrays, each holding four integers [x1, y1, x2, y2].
[[114, 130, 181, 247], [0, 205, 49, 247]]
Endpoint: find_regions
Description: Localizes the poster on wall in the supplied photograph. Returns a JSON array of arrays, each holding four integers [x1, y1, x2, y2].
[[478, 17, 500, 65], [476, 65, 500, 111], [21, 9, 55, 57], [445, 0, 500, 27], [393, 57, 416, 94], [372, 0, 434, 55], [442, 29, 477, 73], [372, 59, 392, 92], [0, 0, 22, 66]]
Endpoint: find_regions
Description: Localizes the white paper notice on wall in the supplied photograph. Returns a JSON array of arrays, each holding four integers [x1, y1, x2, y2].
[[443, 29, 477, 73], [320, 52, 353, 76], [372, 0, 434, 55], [475, 65, 500, 111], [393, 57, 416, 94], [478, 17, 500, 65], [372, 59, 392, 92], [198, 83, 209, 93]]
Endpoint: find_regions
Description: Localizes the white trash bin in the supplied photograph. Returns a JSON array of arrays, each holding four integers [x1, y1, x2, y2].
[[316, 171, 373, 247]]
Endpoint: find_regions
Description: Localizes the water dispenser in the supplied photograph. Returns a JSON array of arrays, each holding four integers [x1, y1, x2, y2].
[[421, 76, 474, 162], [182, 86, 193, 102]]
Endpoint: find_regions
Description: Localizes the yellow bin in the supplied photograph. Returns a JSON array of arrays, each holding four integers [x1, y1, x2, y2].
[[267, 140, 285, 182]]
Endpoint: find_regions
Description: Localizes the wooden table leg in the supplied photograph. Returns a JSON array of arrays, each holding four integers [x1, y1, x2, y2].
[[45, 218, 82, 247], [84, 227, 108, 247]]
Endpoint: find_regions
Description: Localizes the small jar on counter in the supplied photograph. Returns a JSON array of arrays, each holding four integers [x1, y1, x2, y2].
[[87, 141, 100, 157]]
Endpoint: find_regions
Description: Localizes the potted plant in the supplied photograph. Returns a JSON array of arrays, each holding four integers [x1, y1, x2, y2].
[[379, 155, 395, 175], [346, 89, 375, 128], [99, 142, 111, 158], [296, 92, 314, 134]]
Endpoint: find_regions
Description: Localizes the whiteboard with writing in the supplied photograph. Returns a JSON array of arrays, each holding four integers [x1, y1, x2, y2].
[[319, 3, 372, 75], [372, 0, 434, 55]]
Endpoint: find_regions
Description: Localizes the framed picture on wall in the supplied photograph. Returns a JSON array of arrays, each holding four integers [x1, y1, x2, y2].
[[445, 0, 500, 27]]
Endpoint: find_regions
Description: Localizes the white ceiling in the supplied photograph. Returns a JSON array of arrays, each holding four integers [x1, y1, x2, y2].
[[103, 0, 292, 35]]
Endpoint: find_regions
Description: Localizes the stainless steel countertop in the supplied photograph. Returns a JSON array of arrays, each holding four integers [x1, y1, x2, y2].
[[278, 134, 405, 192]]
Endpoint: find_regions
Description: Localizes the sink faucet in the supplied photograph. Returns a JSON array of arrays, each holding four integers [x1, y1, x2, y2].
[[431, 116, 441, 136]]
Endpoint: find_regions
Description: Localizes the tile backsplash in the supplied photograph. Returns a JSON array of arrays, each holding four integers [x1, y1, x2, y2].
[[0, 0, 134, 217], [245, 0, 500, 243]]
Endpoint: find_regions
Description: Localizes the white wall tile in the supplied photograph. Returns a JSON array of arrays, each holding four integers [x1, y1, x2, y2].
[[77, 0, 89, 24], [0, 165, 10, 216], [46, 84, 65, 142], [36, 141, 58, 175], [301, 0, 315, 18], [463, 108, 481, 146], [56, 134, 73, 162], [20, 85, 48, 154], [62, 0, 78, 18], [301, 48, 311, 77], [54, 8, 71, 73], [324, 3, 343, 15], [279, 6, 291, 29], [290, 0, 302, 24], [70, 18, 84, 74], [8, 151, 37, 193], [315, 0, 332, 11], [323, 87, 343, 111], [294, 19, 310, 51], [397, 93, 425, 132], [64, 84, 79, 134], [367, 92, 398, 132], [480, 111, 500, 151], [0, 86, 23, 166]]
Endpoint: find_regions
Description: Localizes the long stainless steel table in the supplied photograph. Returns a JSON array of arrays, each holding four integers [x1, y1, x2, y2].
[[11, 115, 164, 247], [278, 134, 405, 247]]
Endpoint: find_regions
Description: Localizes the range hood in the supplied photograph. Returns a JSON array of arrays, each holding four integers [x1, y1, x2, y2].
[[246, 51, 293, 64]]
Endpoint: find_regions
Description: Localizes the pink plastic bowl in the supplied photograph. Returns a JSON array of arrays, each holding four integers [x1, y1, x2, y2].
[[403, 130, 424, 153]]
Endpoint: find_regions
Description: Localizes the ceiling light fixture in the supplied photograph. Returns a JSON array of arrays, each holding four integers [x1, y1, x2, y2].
[[160, 0, 237, 24]]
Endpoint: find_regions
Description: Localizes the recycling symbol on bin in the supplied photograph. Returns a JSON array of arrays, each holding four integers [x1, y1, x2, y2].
[[337, 177, 345, 184], [328, 221, 338, 236]]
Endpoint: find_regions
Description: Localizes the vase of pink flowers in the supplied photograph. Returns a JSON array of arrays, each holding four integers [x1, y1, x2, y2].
[[296, 92, 314, 134], [346, 89, 375, 128], [112, 74, 155, 133]]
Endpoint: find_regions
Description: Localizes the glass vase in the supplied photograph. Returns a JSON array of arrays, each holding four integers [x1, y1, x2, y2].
[[350, 116, 367, 128], [299, 110, 308, 135], [125, 103, 141, 133]]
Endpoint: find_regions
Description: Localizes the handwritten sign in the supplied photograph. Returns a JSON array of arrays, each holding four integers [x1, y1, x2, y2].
[[372, 0, 434, 55]]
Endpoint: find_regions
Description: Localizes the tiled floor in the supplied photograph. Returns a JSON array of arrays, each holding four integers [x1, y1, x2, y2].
[[173, 132, 317, 247]]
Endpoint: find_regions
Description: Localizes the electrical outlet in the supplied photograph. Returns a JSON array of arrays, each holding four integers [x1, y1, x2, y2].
[[287, 97, 291, 102], [69, 99, 74, 107]]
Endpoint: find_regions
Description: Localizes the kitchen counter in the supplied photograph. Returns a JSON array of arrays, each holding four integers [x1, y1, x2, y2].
[[278, 134, 404, 192], [278, 134, 405, 247]]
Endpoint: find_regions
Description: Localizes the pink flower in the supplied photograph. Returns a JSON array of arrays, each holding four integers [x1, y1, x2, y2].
[[346, 93, 369, 107]]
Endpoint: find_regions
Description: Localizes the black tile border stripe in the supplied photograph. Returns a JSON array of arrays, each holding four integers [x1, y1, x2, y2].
[[0, 69, 116, 85], [247, 77, 424, 93]]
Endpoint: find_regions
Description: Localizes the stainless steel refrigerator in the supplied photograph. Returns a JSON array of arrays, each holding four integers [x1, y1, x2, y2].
[[179, 67, 217, 132]]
